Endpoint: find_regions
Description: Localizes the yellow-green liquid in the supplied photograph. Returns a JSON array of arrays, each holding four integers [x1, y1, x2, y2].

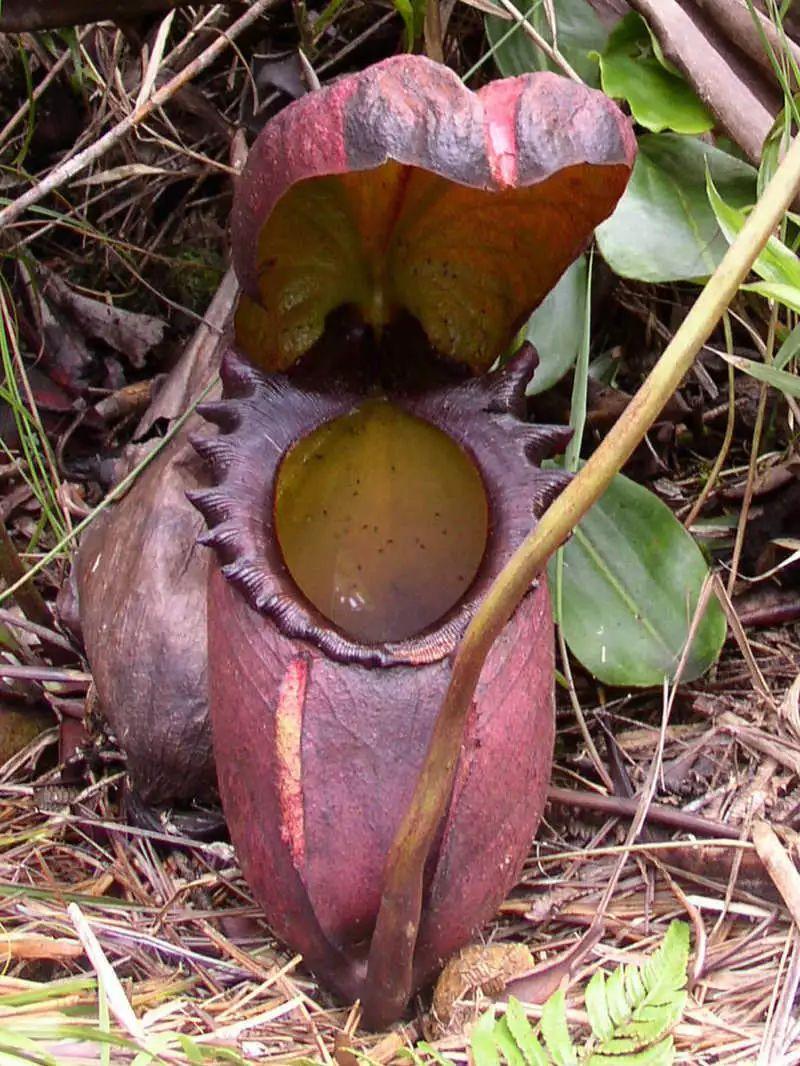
[[274, 400, 488, 643]]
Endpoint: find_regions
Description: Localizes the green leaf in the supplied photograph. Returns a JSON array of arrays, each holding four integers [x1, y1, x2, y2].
[[585, 972, 614, 1043], [625, 964, 646, 1005], [596, 134, 757, 282], [413, 1043, 454, 1066], [591, 921, 689, 1058], [757, 101, 798, 198], [540, 991, 577, 1066], [465, 926, 689, 1066], [587, 1036, 675, 1065], [741, 280, 800, 314], [505, 998, 550, 1066], [549, 471, 726, 686], [775, 321, 800, 370], [179, 1039, 206, 1065], [643, 920, 691, 1003], [605, 966, 629, 1027], [0, 977, 99, 1008], [493, 1017, 528, 1066], [464, 963, 682, 1066], [525, 256, 588, 395], [706, 169, 800, 288], [0, 1029, 60, 1066], [720, 352, 800, 397], [596, 14, 712, 134], [486, 0, 607, 87], [472, 1009, 503, 1066], [391, 0, 425, 50]]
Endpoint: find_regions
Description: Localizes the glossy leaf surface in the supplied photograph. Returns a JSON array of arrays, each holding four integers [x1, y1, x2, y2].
[[596, 134, 755, 282], [550, 471, 726, 686], [486, 0, 607, 87], [596, 14, 713, 134], [525, 255, 588, 396]]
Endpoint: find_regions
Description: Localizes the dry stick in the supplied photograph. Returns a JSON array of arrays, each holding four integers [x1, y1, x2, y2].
[[591, 575, 717, 931], [362, 131, 800, 1030], [726, 300, 778, 595], [762, 928, 800, 1063], [753, 820, 800, 929], [628, 0, 778, 165], [538, 577, 716, 995], [683, 320, 737, 529], [695, 0, 800, 75], [0, 664, 91, 683], [493, 0, 582, 82], [0, 0, 276, 232], [546, 785, 740, 841], [0, 29, 91, 148], [712, 573, 772, 702], [556, 626, 614, 794], [0, 606, 74, 652], [425, 0, 445, 62]]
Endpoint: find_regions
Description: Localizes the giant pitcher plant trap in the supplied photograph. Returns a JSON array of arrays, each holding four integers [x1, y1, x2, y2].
[[75, 56, 636, 1026]]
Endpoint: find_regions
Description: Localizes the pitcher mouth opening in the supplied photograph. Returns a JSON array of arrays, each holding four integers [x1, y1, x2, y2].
[[273, 398, 489, 645], [190, 344, 571, 668]]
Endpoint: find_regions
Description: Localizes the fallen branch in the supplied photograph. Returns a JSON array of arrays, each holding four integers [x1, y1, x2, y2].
[[0, 0, 275, 231], [694, 0, 800, 76], [546, 785, 741, 840], [627, 0, 780, 163]]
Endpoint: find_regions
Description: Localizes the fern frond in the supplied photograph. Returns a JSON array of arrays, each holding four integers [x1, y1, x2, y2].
[[587, 1035, 675, 1065], [462, 921, 689, 1066], [493, 1016, 528, 1066], [541, 991, 578, 1066], [586, 921, 689, 1057], [504, 998, 549, 1066], [414, 1042, 453, 1066], [471, 1007, 503, 1066]]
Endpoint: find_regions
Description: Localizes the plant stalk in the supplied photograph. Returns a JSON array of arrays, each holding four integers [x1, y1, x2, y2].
[[364, 129, 800, 1028]]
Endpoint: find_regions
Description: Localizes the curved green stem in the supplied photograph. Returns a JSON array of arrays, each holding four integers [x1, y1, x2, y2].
[[364, 130, 800, 1028]]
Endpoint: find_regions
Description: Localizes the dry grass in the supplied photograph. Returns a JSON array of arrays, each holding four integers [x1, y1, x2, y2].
[[2, 636, 800, 1063], [1, 4, 800, 1065]]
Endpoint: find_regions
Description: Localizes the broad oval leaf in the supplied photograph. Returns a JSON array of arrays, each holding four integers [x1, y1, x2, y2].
[[486, 0, 607, 87], [596, 134, 756, 282], [549, 471, 726, 686], [596, 13, 713, 134], [525, 255, 588, 396]]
